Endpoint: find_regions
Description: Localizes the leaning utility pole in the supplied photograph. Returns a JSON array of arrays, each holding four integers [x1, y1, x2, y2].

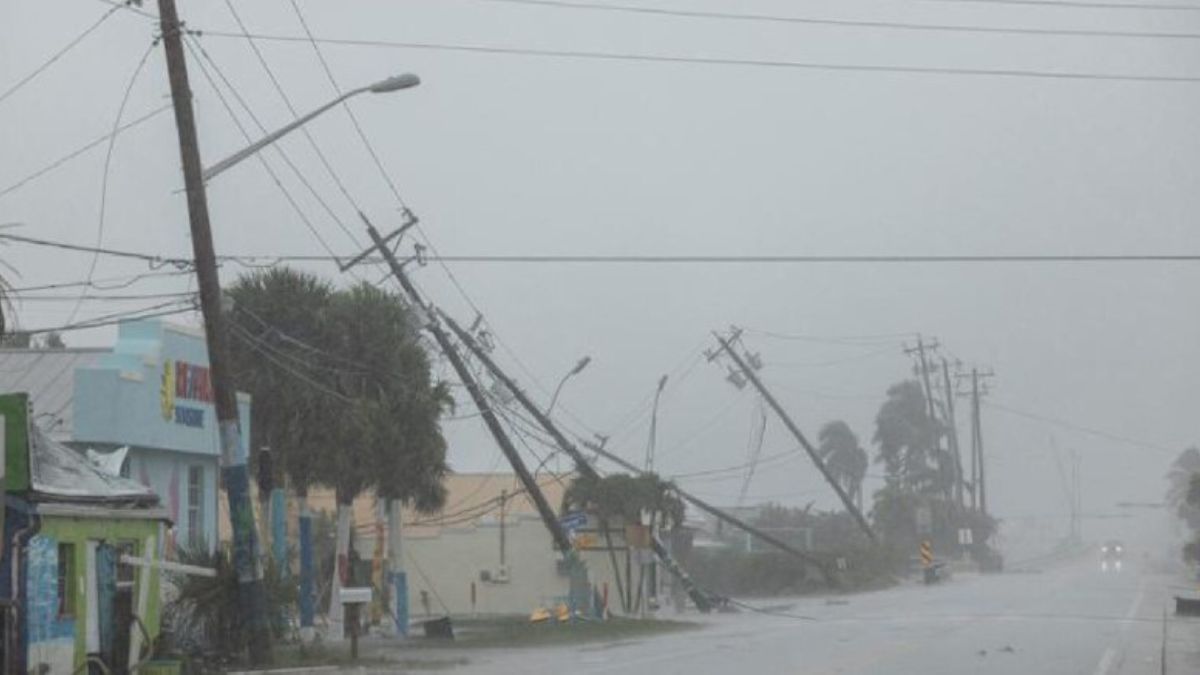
[[439, 313, 733, 606], [715, 331, 876, 542], [940, 357, 964, 507], [361, 222, 574, 555], [904, 336, 940, 423], [157, 0, 271, 661]]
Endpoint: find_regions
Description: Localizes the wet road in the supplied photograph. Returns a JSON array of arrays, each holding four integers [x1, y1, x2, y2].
[[443, 556, 1194, 675]]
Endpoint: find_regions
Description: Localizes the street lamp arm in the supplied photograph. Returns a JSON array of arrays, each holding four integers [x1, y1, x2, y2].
[[202, 86, 364, 182]]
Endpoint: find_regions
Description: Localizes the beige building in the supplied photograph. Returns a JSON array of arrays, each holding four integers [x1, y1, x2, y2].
[[220, 472, 641, 617]]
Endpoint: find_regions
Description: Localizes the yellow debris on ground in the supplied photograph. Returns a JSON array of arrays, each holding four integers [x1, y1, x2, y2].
[[530, 607, 551, 623]]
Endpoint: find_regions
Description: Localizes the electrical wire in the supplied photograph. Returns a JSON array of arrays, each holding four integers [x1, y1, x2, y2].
[[4, 269, 193, 293], [15, 300, 194, 335], [220, 0, 364, 247], [0, 5, 120, 107], [183, 36, 355, 271], [286, 0, 410, 214], [68, 39, 158, 327], [913, 0, 1200, 12], [0, 232, 190, 268], [473, 0, 1200, 41], [199, 31, 1200, 84], [0, 103, 172, 201], [983, 399, 1178, 454]]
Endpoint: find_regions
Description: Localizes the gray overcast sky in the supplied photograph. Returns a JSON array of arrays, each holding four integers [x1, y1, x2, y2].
[[2, 0, 1198, 544]]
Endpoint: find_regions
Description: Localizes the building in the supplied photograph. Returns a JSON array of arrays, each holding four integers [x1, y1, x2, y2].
[[0, 319, 249, 553], [0, 393, 170, 674]]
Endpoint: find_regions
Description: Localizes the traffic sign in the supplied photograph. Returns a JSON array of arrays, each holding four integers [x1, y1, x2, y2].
[[919, 540, 934, 568], [559, 511, 588, 531]]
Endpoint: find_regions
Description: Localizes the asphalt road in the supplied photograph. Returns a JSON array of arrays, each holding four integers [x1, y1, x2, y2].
[[438, 555, 1198, 675]]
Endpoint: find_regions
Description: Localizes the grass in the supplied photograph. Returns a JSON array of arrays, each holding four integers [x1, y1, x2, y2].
[[406, 615, 699, 649]]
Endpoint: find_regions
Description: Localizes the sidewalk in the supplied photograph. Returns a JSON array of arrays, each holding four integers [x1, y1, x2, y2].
[[1163, 600, 1200, 675]]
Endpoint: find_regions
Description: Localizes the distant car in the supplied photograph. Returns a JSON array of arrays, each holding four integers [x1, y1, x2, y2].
[[1101, 540, 1124, 572]]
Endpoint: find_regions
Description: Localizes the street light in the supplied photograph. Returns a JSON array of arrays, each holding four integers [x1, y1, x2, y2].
[[546, 356, 591, 416], [645, 374, 668, 472], [201, 73, 421, 182]]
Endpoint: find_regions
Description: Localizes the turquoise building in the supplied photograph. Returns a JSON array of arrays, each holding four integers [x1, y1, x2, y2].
[[0, 319, 251, 553]]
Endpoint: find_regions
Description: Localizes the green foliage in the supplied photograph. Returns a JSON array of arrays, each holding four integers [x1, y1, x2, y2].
[[161, 545, 296, 660], [227, 268, 335, 494], [817, 420, 868, 507], [1167, 447, 1200, 563], [226, 270, 450, 513], [562, 472, 684, 528], [873, 380, 951, 495]]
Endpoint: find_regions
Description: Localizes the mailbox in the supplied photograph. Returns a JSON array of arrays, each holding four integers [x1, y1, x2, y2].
[[339, 587, 373, 605]]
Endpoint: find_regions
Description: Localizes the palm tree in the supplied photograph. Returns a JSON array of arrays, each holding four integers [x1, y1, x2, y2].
[[873, 380, 947, 495], [817, 420, 869, 511]]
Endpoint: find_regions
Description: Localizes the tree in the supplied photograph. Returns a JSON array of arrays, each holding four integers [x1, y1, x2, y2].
[[225, 271, 450, 639], [873, 380, 950, 496], [817, 420, 868, 510], [227, 268, 337, 642], [320, 282, 449, 634]]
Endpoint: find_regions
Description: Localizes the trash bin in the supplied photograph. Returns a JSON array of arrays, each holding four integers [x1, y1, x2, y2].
[[423, 616, 454, 639]]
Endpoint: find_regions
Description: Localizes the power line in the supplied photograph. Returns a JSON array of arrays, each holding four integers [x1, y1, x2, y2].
[[220, 0, 364, 247], [0, 104, 172, 201], [0, 5, 120, 107], [14, 300, 194, 335], [9, 233, 1200, 266], [474, 0, 1200, 41], [380, 253, 1200, 263], [199, 31, 1200, 84], [914, 0, 1200, 12], [68, 39, 158, 327], [4, 269, 193, 293], [983, 399, 1179, 454], [0, 232, 190, 268], [182, 36, 347, 267], [286, 0, 411, 214]]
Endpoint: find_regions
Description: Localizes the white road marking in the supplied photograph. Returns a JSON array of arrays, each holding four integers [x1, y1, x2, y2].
[[1094, 647, 1118, 675], [1093, 581, 1146, 675]]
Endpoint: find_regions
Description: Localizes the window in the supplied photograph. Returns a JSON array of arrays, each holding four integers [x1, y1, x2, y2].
[[56, 543, 75, 617], [187, 465, 204, 548]]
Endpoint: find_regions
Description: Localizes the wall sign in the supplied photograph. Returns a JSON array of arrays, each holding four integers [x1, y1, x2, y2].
[[160, 360, 213, 428]]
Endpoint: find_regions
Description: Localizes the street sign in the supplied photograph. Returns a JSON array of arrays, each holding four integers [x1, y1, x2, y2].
[[919, 540, 934, 568], [559, 511, 587, 532], [958, 528, 974, 545]]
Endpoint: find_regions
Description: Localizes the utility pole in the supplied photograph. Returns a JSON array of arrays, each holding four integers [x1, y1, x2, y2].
[[714, 330, 876, 542], [957, 367, 994, 516], [361, 222, 574, 555], [156, 0, 270, 662], [439, 312, 731, 606], [940, 357, 964, 507], [904, 336, 940, 422]]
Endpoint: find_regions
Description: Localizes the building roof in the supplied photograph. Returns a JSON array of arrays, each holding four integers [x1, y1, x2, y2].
[[0, 348, 108, 440], [29, 424, 160, 507]]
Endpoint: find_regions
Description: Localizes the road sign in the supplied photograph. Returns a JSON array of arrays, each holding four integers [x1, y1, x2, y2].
[[958, 528, 974, 545], [559, 511, 587, 532], [919, 540, 934, 568]]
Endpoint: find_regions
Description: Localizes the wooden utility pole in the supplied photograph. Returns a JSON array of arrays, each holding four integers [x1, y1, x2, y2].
[[715, 332, 876, 542], [362, 223, 573, 554], [941, 357, 964, 506], [156, 0, 270, 661], [440, 312, 730, 605], [959, 367, 994, 516], [904, 336, 940, 422]]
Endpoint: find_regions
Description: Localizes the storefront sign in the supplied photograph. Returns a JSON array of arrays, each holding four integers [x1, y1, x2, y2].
[[160, 360, 213, 428]]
